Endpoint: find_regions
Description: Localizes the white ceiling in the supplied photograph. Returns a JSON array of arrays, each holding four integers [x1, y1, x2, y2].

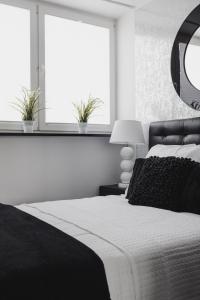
[[41, 0, 153, 18]]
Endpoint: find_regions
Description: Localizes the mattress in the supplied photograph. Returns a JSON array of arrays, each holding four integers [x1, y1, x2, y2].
[[18, 195, 200, 300]]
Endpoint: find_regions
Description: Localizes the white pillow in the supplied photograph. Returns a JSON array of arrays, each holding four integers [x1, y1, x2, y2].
[[179, 145, 200, 163], [146, 144, 196, 158]]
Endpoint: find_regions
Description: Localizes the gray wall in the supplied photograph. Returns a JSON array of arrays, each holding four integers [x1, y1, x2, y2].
[[0, 136, 120, 205], [135, 0, 200, 124]]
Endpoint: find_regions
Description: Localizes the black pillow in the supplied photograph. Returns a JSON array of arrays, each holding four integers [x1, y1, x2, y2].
[[181, 163, 200, 214], [126, 158, 145, 200], [128, 156, 196, 212]]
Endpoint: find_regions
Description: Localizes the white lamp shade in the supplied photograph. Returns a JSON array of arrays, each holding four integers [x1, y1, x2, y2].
[[110, 120, 145, 145]]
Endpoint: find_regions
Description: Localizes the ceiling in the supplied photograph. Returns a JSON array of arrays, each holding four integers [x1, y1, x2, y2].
[[140, 0, 200, 21], [41, 0, 153, 18]]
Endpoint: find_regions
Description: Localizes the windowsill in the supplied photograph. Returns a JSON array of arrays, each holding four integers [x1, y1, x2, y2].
[[0, 131, 111, 137]]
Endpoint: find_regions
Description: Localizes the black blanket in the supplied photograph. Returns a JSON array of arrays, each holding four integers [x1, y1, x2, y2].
[[0, 203, 110, 300]]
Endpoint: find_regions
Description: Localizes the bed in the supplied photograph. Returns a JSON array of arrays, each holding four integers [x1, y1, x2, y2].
[[18, 195, 200, 300], [3, 117, 200, 300]]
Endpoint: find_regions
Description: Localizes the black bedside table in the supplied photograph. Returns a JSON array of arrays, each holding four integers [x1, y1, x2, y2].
[[99, 184, 126, 196]]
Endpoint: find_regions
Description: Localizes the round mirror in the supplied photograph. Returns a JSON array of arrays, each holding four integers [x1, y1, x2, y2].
[[185, 28, 200, 90], [171, 4, 200, 110]]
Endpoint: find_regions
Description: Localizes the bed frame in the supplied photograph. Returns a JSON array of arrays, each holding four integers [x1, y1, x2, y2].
[[149, 117, 200, 149]]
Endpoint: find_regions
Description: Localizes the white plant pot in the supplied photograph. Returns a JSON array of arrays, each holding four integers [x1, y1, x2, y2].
[[78, 122, 88, 134], [22, 121, 35, 133]]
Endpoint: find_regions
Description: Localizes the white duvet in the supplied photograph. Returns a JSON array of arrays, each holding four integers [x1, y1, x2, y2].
[[18, 196, 200, 300]]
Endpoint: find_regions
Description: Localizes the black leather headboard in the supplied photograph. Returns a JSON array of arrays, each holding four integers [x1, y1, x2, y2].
[[149, 117, 200, 149]]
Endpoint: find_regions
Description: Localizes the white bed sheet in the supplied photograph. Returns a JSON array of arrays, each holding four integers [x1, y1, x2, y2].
[[18, 196, 200, 300]]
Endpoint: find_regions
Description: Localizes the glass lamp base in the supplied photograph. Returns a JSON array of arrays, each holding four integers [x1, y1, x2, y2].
[[119, 146, 134, 190]]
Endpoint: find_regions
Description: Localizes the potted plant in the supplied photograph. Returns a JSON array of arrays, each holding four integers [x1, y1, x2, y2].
[[12, 87, 42, 133], [73, 96, 103, 134]]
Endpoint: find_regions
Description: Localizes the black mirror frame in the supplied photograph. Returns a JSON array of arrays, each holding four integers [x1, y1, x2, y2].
[[171, 4, 200, 110]]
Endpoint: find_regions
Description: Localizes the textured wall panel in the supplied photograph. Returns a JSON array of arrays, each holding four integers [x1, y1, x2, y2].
[[135, 0, 200, 123]]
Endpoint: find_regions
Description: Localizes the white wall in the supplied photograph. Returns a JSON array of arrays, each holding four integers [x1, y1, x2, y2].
[[0, 3, 137, 206], [5, 0, 199, 205], [116, 9, 149, 153], [0, 136, 120, 205], [135, 0, 200, 124], [117, 9, 136, 120], [116, 0, 200, 147], [0, 4, 136, 206]]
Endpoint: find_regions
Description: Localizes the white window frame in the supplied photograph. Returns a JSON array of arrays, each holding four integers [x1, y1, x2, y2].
[[0, 1, 116, 132], [0, 0, 38, 131], [38, 4, 116, 132]]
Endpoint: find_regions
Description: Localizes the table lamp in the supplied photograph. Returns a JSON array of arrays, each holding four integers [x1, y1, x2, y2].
[[110, 120, 145, 188]]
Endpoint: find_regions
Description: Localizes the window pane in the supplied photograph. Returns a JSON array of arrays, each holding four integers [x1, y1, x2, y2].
[[45, 15, 110, 124], [0, 3, 30, 121]]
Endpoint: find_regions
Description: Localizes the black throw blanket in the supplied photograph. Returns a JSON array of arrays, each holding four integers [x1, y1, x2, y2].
[[0, 204, 110, 300]]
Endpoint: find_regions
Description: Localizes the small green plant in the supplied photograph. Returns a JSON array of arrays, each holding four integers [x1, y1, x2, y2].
[[73, 95, 103, 123], [12, 87, 42, 121]]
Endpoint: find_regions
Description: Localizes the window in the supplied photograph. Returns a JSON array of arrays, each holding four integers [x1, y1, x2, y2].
[[0, 2, 30, 123], [0, 1, 115, 132], [45, 15, 110, 125], [39, 6, 115, 132]]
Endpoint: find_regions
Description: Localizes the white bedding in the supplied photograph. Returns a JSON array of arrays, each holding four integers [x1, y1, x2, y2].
[[18, 196, 200, 300]]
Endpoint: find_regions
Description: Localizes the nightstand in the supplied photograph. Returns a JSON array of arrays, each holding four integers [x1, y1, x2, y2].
[[99, 184, 126, 196]]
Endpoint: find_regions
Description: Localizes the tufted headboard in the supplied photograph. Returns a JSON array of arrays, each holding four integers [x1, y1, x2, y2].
[[149, 117, 200, 149]]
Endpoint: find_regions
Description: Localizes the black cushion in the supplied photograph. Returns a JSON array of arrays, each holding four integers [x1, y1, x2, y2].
[[128, 156, 196, 212], [126, 158, 145, 200], [181, 164, 200, 214]]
